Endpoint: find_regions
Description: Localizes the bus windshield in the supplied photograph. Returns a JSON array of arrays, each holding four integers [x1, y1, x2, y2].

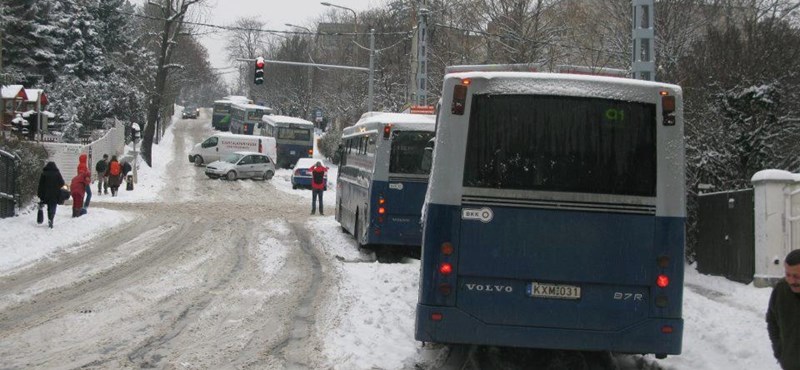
[[389, 131, 435, 175], [278, 127, 311, 141], [463, 94, 656, 196], [213, 103, 230, 114]]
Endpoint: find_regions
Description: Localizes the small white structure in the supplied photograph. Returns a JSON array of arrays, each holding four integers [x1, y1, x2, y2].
[[752, 169, 800, 287]]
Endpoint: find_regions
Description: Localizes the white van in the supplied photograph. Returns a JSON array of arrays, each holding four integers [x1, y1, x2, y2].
[[189, 133, 276, 166]]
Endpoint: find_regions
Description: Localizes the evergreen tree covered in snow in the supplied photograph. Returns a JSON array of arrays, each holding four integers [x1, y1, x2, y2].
[[3, 0, 62, 84]]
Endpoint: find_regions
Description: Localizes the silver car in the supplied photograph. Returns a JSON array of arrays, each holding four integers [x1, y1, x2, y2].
[[205, 151, 275, 181]]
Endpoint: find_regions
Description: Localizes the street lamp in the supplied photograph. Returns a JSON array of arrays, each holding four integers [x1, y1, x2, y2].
[[286, 23, 316, 124], [321, 1, 357, 33], [285, 23, 312, 33]]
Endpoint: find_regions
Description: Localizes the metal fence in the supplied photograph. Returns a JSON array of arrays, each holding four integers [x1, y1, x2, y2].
[[696, 189, 755, 283], [0, 149, 19, 218]]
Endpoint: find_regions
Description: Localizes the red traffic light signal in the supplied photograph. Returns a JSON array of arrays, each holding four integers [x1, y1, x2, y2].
[[254, 57, 265, 85]]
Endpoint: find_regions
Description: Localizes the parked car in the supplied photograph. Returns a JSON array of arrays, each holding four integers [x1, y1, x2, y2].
[[291, 157, 327, 190], [205, 151, 275, 181], [182, 106, 199, 119]]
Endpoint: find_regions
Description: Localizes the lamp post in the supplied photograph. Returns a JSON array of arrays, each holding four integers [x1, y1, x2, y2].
[[321, 1, 364, 111], [320, 2, 357, 33], [286, 23, 316, 125]]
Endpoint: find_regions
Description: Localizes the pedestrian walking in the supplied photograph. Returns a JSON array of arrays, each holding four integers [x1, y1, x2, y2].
[[121, 160, 132, 186], [309, 161, 328, 215], [37, 161, 65, 228], [77, 153, 91, 207], [70, 170, 89, 217], [95, 154, 109, 195], [767, 249, 800, 370], [105, 155, 122, 196]]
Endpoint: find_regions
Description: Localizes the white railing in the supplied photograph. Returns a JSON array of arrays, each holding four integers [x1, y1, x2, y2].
[[40, 124, 125, 180]]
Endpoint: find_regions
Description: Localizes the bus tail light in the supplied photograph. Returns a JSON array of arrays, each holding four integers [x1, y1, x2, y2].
[[308, 148, 313, 156], [661, 92, 676, 126], [441, 242, 454, 255], [431, 313, 443, 321], [439, 262, 453, 275], [383, 124, 392, 139], [661, 325, 674, 334], [438, 283, 452, 296], [451, 84, 468, 115], [656, 274, 669, 288], [378, 207, 386, 215]]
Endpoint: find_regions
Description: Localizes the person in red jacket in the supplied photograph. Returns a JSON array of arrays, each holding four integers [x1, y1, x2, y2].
[[77, 153, 92, 207], [70, 170, 90, 217], [309, 161, 328, 215]]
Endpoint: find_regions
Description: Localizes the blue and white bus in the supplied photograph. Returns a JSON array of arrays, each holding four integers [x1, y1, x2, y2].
[[212, 97, 252, 131], [415, 68, 685, 359], [335, 112, 436, 250], [229, 103, 272, 135], [259, 115, 315, 168]]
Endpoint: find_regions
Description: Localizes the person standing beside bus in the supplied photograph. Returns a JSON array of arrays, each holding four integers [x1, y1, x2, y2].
[[310, 161, 328, 215], [767, 249, 800, 370]]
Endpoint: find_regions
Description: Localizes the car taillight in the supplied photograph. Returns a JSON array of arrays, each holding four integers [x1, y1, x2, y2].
[[294, 169, 301, 176]]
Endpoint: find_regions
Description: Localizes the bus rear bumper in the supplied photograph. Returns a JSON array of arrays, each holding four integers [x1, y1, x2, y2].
[[415, 304, 683, 355]]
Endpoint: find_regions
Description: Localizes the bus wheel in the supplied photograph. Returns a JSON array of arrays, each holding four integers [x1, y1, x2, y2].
[[354, 211, 364, 248], [193, 155, 203, 166], [226, 171, 237, 181]]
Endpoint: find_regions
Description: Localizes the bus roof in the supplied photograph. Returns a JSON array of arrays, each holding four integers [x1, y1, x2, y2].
[[262, 115, 314, 127], [443, 71, 681, 96], [231, 102, 272, 111], [344, 112, 435, 137], [224, 95, 252, 103]]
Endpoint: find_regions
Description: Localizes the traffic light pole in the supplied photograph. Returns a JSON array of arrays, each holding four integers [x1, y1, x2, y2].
[[241, 33, 376, 110]]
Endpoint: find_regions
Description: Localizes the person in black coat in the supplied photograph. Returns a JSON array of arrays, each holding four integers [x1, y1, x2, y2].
[[767, 249, 800, 370], [37, 161, 65, 228]]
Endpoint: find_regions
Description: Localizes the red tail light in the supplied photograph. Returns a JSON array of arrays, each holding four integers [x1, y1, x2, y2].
[[438, 283, 452, 295], [656, 274, 669, 288], [441, 242, 454, 255], [661, 325, 674, 334], [308, 148, 313, 155], [431, 313, 443, 321], [378, 207, 386, 215], [439, 262, 452, 275], [383, 124, 392, 139], [294, 169, 301, 176]]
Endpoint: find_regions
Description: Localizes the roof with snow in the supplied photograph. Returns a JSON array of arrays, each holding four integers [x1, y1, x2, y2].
[[1, 85, 27, 100]]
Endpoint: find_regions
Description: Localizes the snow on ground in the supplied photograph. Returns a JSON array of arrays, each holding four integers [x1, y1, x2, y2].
[[0, 113, 786, 369]]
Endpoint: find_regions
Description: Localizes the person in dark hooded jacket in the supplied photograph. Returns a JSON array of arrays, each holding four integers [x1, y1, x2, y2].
[[37, 161, 65, 228]]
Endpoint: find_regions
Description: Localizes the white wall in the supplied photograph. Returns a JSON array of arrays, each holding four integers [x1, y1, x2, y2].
[[752, 169, 800, 287], [41, 125, 125, 180]]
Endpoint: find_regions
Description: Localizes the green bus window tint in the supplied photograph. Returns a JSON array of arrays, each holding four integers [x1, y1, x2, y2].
[[463, 94, 656, 196], [390, 131, 435, 175]]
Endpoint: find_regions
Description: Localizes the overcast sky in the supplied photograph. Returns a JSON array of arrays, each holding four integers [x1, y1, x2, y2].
[[190, 0, 378, 81]]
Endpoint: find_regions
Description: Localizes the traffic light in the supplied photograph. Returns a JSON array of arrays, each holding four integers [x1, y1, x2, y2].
[[254, 57, 265, 85]]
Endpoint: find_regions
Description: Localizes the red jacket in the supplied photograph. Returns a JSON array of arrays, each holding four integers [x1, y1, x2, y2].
[[70, 173, 89, 197], [77, 153, 91, 178], [310, 164, 328, 190]]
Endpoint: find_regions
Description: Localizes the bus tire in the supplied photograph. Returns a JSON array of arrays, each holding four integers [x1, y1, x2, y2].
[[193, 155, 204, 166], [226, 171, 237, 181], [354, 210, 364, 248]]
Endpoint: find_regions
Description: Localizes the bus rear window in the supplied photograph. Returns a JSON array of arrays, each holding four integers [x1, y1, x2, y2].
[[463, 94, 656, 196], [213, 104, 230, 113], [390, 131, 435, 175], [278, 128, 311, 141]]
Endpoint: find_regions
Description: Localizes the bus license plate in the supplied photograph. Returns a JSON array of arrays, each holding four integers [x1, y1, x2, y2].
[[530, 282, 581, 300]]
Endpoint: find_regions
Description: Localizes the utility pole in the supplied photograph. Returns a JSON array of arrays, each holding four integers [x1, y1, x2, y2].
[[415, 1, 429, 106], [632, 0, 656, 81], [368, 29, 375, 112]]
